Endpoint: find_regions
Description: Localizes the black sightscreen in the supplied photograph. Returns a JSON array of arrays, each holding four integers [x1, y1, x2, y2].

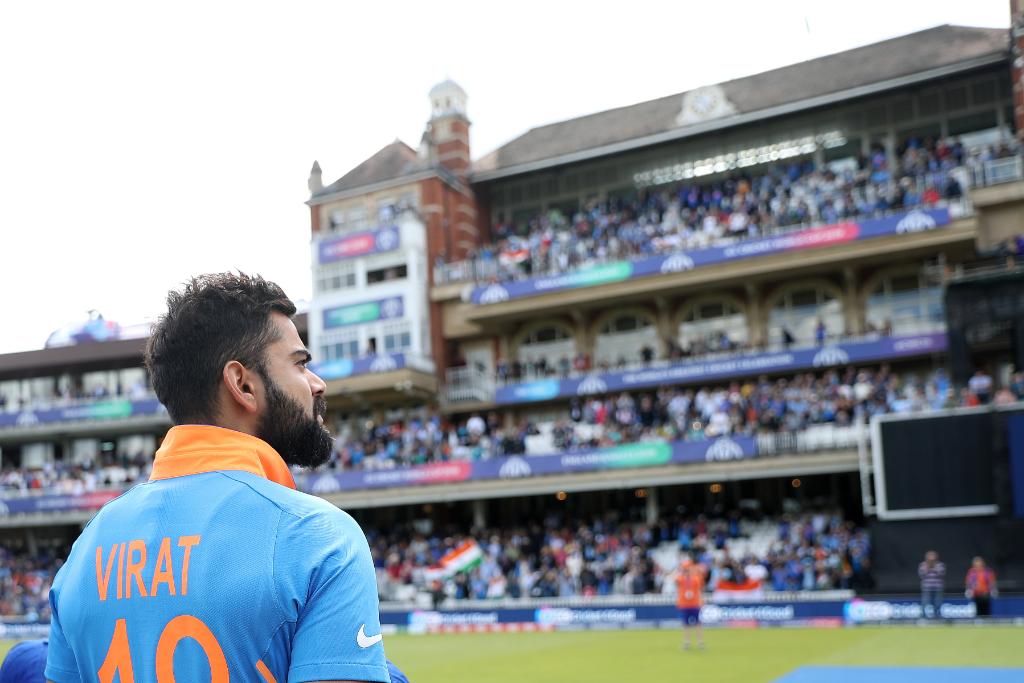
[[880, 412, 995, 511]]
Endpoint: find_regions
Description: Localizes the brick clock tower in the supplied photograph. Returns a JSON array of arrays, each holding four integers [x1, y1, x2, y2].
[[418, 80, 480, 373], [425, 80, 471, 177]]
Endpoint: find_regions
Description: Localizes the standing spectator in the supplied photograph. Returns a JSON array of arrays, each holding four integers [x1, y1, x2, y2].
[[675, 558, 706, 651], [640, 344, 655, 366], [781, 327, 795, 349], [814, 319, 827, 346], [919, 550, 946, 619], [968, 369, 993, 404], [993, 386, 1018, 406], [466, 413, 487, 437], [965, 556, 997, 617], [1009, 370, 1024, 400]]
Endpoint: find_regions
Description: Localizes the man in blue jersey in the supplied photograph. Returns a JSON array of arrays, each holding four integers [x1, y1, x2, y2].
[[45, 273, 390, 682]]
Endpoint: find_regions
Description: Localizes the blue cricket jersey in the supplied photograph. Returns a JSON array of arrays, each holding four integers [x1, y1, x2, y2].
[[45, 425, 389, 683]]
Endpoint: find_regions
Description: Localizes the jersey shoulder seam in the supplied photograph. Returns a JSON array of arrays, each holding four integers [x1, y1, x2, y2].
[[77, 482, 148, 533], [215, 470, 317, 521]]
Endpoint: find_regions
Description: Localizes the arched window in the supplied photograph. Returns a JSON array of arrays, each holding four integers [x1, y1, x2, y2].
[[768, 285, 843, 345], [866, 271, 942, 335], [678, 300, 747, 353], [594, 312, 658, 367], [516, 324, 576, 368]]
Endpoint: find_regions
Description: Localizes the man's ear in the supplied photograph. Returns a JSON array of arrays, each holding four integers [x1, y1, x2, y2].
[[222, 360, 261, 415]]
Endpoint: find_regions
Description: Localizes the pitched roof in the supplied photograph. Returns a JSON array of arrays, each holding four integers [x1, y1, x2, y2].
[[312, 140, 428, 200], [474, 25, 1008, 178]]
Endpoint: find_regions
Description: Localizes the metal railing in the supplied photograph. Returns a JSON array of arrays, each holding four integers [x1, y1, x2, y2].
[[443, 365, 494, 404], [441, 326, 946, 405], [756, 423, 867, 457], [970, 155, 1024, 187]]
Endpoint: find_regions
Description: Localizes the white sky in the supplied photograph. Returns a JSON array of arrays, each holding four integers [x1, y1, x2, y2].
[[0, 0, 1010, 354]]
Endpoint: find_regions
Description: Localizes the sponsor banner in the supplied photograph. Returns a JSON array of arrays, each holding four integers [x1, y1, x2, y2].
[[0, 622, 50, 639], [311, 353, 406, 381], [322, 297, 404, 329], [0, 398, 166, 430], [843, 597, 1024, 622], [470, 208, 951, 305], [318, 226, 401, 264], [495, 332, 948, 405], [536, 607, 638, 626], [25, 596, 1023, 634], [380, 596, 1024, 630], [300, 437, 756, 494], [0, 490, 121, 516]]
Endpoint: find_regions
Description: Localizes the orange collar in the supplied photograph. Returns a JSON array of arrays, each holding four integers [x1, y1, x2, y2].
[[150, 425, 296, 490]]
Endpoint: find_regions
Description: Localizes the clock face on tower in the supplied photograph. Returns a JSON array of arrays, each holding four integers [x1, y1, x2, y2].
[[676, 85, 738, 126]]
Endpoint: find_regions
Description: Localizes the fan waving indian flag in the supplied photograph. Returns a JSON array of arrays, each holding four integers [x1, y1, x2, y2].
[[441, 540, 484, 575]]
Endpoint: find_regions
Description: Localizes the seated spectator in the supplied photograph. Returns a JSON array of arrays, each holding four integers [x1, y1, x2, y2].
[[437, 136, 1011, 286], [366, 510, 870, 603]]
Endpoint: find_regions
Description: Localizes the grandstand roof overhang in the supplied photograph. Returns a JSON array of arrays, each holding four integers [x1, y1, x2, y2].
[[0, 312, 308, 379], [323, 365, 439, 408], [316, 450, 859, 510], [470, 25, 1008, 183], [0, 337, 149, 381]]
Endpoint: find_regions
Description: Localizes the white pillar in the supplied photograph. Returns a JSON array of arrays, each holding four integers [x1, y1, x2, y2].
[[472, 499, 487, 530], [26, 528, 38, 557], [645, 488, 659, 526]]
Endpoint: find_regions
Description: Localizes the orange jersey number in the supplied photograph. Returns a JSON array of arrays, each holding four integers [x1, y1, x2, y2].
[[98, 615, 267, 683]]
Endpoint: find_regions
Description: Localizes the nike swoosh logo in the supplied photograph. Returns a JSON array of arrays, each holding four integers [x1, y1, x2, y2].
[[357, 624, 383, 649]]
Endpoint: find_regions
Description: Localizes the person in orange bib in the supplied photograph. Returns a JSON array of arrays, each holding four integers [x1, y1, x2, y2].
[[965, 556, 997, 617], [675, 557, 706, 650]]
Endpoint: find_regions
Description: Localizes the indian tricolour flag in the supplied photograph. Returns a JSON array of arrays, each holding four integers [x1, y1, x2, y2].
[[712, 578, 764, 603], [441, 540, 484, 575]]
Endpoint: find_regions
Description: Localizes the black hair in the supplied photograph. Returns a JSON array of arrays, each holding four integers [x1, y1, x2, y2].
[[145, 272, 296, 424]]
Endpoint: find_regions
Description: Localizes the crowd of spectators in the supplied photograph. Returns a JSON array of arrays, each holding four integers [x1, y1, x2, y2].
[[326, 366, 1023, 470], [0, 510, 869, 617], [0, 453, 152, 496], [0, 545, 65, 620], [2, 367, 1020, 488], [546, 366, 972, 449], [370, 510, 872, 603], [0, 379, 152, 414], [438, 137, 1012, 284]]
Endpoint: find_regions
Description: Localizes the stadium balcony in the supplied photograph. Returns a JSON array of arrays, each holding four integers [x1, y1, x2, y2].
[[432, 149, 1024, 336], [0, 392, 169, 440], [442, 329, 948, 409], [312, 351, 438, 408], [0, 424, 863, 526], [303, 427, 866, 512], [437, 199, 977, 328]]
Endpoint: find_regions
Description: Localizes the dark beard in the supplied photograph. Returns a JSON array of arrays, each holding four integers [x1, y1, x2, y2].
[[256, 376, 332, 469]]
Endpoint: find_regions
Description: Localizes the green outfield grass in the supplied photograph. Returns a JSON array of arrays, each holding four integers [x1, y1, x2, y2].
[[381, 626, 1023, 683], [4, 626, 1022, 682]]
